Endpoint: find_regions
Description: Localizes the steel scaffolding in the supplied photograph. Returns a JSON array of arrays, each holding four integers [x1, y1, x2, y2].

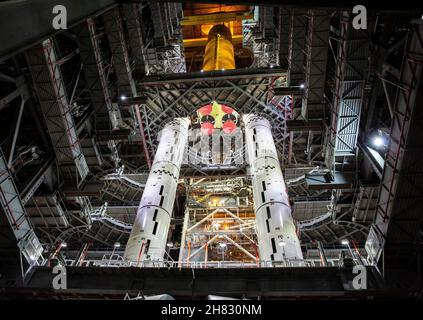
[[302, 10, 330, 120], [325, 12, 370, 172], [0, 147, 43, 264], [26, 39, 89, 186], [75, 18, 123, 132]]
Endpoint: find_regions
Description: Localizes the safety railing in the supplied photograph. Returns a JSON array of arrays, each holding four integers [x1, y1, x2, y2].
[[62, 255, 368, 269]]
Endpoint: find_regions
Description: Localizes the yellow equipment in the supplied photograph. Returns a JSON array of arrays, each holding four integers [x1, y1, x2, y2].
[[202, 24, 235, 71]]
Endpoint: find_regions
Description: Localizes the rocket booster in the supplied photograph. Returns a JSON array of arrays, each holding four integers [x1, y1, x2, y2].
[[243, 114, 303, 264], [124, 118, 190, 263]]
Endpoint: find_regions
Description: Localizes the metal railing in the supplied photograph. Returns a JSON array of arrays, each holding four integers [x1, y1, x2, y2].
[[63, 255, 368, 269]]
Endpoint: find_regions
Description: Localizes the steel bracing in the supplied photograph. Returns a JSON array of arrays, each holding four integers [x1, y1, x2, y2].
[[302, 10, 330, 120], [75, 18, 123, 132], [288, 9, 307, 86], [0, 147, 43, 264], [371, 21, 423, 267], [137, 69, 292, 168], [26, 39, 89, 186], [325, 12, 370, 172]]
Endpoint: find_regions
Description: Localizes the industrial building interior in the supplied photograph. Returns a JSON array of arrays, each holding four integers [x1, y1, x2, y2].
[[0, 1, 422, 299]]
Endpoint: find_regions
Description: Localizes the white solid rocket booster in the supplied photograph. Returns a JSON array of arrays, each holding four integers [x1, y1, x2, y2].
[[243, 114, 303, 263], [124, 117, 190, 263]]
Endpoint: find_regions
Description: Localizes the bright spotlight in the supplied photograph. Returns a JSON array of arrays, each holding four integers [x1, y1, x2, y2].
[[166, 242, 174, 248], [114, 242, 121, 248], [373, 136, 384, 147], [60, 242, 67, 248], [200, 69, 204, 72], [120, 95, 127, 101], [299, 84, 305, 89], [219, 243, 227, 248], [341, 240, 349, 245]]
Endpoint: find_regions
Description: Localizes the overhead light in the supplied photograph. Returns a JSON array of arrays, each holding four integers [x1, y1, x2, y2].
[[60, 242, 67, 248], [221, 68, 225, 71], [341, 240, 349, 245], [278, 241, 286, 247], [120, 95, 127, 101], [373, 136, 384, 148], [114, 242, 121, 248], [269, 64, 274, 68], [166, 242, 174, 248], [200, 69, 204, 72], [299, 84, 305, 89], [219, 243, 227, 248], [29, 255, 36, 261]]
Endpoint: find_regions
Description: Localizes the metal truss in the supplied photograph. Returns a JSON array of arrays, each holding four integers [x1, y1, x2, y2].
[[143, 2, 186, 75], [75, 18, 123, 132], [276, 7, 291, 68], [102, 7, 137, 96], [302, 10, 330, 120], [26, 39, 89, 186], [122, 3, 149, 76], [179, 179, 258, 266], [0, 147, 44, 264], [288, 9, 307, 85], [136, 69, 292, 168], [242, 7, 278, 68], [325, 12, 370, 172], [371, 21, 423, 265]]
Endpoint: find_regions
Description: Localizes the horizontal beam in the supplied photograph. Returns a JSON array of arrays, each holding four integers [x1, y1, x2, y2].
[[181, 11, 253, 26], [287, 120, 323, 132], [23, 265, 386, 298], [273, 87, 304, 96], [183, 35, 243, 48], [138, 67, 286, 85]]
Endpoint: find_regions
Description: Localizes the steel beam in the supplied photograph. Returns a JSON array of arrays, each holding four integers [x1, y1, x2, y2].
[[325, 12, 369, 171], [371, 21, 423, 267], [302, 10, 330, 120], [0, 147, 43, 265], [181, 11, 253, 26], [138, 67, 287, 85], [75, 18, 123, 132], [26, 39, 89, 185]]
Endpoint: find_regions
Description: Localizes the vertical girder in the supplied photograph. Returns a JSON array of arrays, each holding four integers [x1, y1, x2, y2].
[[278, 8, 291, 69], [0, 147, 43, 264], [102, 7, 137, 96], [288, 9, 307, 85], [75, 19, 123, 132], [122, 3, 148, 76], [371, 21, 423, 266], [302, 10, 330, 120], [326, 12, 370, 170], [26, 39, 89, 185]]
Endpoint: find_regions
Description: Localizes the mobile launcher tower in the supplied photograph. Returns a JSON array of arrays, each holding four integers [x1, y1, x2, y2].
[[124, 25, 303, 267]]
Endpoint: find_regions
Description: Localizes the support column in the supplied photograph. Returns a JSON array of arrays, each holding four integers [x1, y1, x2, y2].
[[243, 114, 303, 264], [124, 118, 190, 263]]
